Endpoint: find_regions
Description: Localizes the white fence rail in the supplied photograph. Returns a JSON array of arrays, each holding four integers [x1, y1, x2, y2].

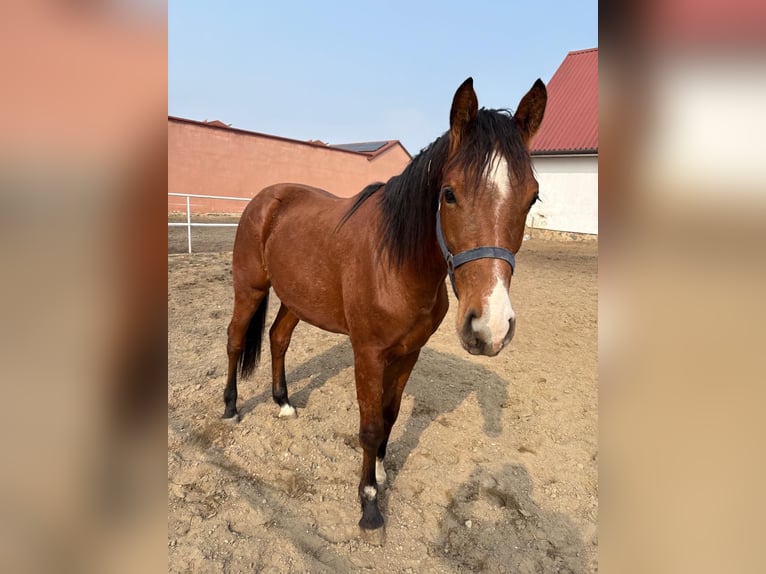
[[168, 193, 250, 253]]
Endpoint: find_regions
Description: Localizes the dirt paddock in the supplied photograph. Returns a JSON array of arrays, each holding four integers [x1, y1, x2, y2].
[[168, 224, 598, 573]]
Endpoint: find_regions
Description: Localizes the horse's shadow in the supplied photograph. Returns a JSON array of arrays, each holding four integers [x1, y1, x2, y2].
[[233, 340, 595, 569], [434, 463, 592, 572], [237, 339, 355, 419], [239, 338, 510, 488]]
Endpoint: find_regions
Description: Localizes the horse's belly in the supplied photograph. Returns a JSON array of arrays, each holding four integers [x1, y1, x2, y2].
[[271, 277, 350, 335]]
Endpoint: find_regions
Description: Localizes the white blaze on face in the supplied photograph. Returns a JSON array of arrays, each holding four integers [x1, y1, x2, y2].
[[471, 273, 515, 351], [487, 151, 511, 199], [468, 151, 515, 351]]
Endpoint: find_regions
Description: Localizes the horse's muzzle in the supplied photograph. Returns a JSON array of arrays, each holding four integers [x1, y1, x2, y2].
[[460, 310, 515, 356]]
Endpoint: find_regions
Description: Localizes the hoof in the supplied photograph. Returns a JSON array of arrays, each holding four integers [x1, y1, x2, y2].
[[359, 499, 384, 531], [358, 514, 384, 530], [278, 403, 297, 418], [359, 524, 386, 546], [221, 411, 240, 423]]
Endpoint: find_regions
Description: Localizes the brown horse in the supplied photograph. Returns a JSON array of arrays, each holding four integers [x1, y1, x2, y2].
[[223, 77, 546, 532]]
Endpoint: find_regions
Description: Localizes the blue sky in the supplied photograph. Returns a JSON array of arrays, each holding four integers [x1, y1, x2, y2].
[[169, 0, 597, 155]]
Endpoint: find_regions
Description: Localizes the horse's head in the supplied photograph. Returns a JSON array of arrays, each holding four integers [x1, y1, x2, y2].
[[438, 77, 546, 356]]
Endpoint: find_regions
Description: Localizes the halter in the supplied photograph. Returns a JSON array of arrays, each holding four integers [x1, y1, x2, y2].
[[435, 188, 516, 298]]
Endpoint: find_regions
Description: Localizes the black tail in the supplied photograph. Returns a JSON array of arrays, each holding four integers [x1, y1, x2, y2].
[[238, 291, 270, 380]]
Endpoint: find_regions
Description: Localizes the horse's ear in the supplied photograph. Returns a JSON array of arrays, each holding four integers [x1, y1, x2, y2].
[[449, 77, 479, 154], [514, 79, 547, 144]]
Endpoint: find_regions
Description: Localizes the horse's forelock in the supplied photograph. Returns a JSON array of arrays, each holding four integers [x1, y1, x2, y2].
[[341, 108, 531, 269]]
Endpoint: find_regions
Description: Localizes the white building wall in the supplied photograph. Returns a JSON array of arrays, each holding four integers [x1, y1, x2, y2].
[[527, 155, 598, 234]]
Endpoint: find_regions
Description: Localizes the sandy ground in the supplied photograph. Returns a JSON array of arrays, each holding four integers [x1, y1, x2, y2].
[[168, 225, 598, 573]]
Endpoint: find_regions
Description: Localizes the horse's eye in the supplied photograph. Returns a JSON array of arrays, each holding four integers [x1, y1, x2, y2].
[[442, 187, 457, 205], [530, 193, 540, 208]]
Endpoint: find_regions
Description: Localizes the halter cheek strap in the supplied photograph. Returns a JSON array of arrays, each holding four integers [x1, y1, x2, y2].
[[435, 191, 516, 298]]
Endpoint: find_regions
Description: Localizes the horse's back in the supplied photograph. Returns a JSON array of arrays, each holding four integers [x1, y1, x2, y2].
[[241, 183, 338, 223], [263, 182, 339, 203], [235, 183, 341, 251]]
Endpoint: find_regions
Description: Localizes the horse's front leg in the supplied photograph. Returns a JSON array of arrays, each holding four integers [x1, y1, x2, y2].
[[352, 348, 386, 531], [377, 349, 421, 485]]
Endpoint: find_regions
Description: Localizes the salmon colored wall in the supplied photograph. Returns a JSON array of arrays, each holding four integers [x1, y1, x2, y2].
[[168, 119, 411, 214]]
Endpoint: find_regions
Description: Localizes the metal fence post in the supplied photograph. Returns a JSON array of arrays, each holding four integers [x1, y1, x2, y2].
[[186, 195, 192, 253], [168, 194, 247, 254]]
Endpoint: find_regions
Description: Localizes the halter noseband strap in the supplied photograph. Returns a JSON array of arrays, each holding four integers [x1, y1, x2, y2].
[[435, 190, 516, 298]]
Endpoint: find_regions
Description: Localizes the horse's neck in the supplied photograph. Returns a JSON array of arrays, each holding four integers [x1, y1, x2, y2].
[[400, 238, 448, 298]]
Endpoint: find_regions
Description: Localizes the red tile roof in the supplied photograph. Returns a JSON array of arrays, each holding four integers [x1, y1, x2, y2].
[[529, 48, 598, 155]]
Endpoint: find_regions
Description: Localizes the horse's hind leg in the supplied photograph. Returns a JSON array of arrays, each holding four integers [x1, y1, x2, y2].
[[269, 303, 300, 418], [223, 286, 269, 421]]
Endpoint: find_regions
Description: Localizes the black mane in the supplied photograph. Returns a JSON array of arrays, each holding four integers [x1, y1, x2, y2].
[[339, 108, 531, 268]]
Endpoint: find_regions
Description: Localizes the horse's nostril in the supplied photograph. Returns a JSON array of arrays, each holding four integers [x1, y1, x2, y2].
[[461, 309, 478, 336], [460, 309, 486, 354]]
